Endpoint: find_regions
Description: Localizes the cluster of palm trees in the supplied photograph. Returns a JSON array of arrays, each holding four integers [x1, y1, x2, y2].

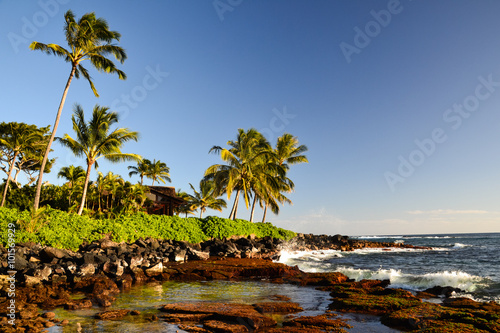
[[0, 122, 54, 207], [57, 166, 148, 217], [128, 159, 171, 185], [5, 9, 309, 223], [204, 129, 308, 222]]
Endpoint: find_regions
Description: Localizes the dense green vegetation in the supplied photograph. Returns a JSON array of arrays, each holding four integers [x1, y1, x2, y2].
[[0, 207, 296, 250]]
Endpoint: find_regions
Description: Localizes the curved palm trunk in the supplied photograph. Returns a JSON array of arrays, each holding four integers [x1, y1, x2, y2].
[[228, 189, 240, 219], [249, 196, 257, 222], [77, 161, 93, 215], [13, 167, 21, 184], [1, 152, 19, 207], [34, 65, 77, 211], [261, 205, 268, 223]]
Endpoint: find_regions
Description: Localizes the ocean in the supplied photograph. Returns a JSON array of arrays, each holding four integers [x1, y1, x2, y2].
[[277, 232, 500, 304]]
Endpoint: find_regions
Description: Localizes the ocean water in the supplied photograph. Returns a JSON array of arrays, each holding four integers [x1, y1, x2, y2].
[[278, 232, 500, 304]]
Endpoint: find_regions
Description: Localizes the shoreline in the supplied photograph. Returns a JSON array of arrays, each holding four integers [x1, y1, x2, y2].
[[1, 235, 498, 332]]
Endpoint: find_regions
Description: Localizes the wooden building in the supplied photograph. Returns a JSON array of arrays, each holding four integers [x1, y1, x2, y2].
[[146, 186, 185, 216]]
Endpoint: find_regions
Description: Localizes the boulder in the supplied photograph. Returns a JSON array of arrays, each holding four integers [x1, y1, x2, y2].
[[40, 247, 67, 261], [77, 263, 95, 277], [145, 262, 163, 277]]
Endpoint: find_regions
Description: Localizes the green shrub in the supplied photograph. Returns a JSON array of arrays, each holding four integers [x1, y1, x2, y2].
[[0, 207, 296, 250]]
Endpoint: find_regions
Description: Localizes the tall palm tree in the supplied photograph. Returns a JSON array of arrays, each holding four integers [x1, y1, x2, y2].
[[205, 128, 272, 220], [260, 133, 308, 222], [57, 165, 86, 206], [188, 180, 227, 218], [0, 123, 46, 207], [145, 159, 171, 186], [31, 10, 127, 211], [57, 104, 140, 215], [128, 159, 152, 185]]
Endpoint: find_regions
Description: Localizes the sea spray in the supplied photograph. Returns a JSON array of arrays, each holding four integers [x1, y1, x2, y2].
[[277, 233, 500, 303]]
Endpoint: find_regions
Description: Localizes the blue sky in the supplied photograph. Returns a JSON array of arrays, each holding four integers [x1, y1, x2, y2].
[[1, 0, 499, 236]]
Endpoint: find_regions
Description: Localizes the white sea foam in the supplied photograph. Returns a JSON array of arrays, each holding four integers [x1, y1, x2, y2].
[[298, 264, 486, 293], [451, 243, 473, 249], [277, 249, 343, 263], [335, 267, 487, 292], [355, 235, 454, 240]]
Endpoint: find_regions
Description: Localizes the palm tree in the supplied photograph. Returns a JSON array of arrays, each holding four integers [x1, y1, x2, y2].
[[118, 182, 148, 216], [260, 133, 308, 222], [188, 180, 227, 218], [205, 128, 272, 220], [31, 10, 127, 211], [57, 104, 140, 215], [145, 159, 171, 186], [57, 165, 86, 206], [128, 159, 152, 185], [174, 188, 196, 217], [0, 123, 46, 207], [102, 171, 124, 211]]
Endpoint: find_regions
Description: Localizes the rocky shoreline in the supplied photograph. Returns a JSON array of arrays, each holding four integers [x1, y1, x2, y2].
[[1, 234, 498, 332]]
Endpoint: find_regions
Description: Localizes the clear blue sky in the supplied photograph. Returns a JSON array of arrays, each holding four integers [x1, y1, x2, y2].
[[1, 0, 499, 236]]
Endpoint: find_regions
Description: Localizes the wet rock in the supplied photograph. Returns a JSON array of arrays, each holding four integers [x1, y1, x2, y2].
[[253, 302, 303, 314], [203, 320, 249, 332], [160, 302, 276, 330], [145, 262, 163, 277], [95, 309, 130, 320], [424, 285, 463, 298], [283, 315, 352, 331], [171, 248, 187, 262], [42, 312, 56, 319]]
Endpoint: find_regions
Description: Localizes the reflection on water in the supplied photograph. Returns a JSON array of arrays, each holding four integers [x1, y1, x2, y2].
[[46, 280, 331, 333]]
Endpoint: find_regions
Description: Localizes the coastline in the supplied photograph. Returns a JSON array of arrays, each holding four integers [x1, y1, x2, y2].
[[1, 235, 498, 332]]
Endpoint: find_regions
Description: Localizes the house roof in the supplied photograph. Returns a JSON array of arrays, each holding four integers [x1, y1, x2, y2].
[[147, 185, 185, 205]]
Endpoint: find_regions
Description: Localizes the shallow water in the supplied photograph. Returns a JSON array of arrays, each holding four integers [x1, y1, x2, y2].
[[45, 280, 398, 332]]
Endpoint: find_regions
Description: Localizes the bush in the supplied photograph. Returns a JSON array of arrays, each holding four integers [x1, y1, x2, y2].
[[0, 207, 296, 250]]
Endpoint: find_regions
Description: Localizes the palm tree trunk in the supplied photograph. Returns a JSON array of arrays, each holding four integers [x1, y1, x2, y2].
[[262, 205, 268, 223], [34, 65, 77, 211], [233, 195, 240, 220], [1, 152, 19, 207], [77, 161, 93, 215], [228, 189, 240, 219], [249, 196, 257, 222], [13, 167, 21, 184]]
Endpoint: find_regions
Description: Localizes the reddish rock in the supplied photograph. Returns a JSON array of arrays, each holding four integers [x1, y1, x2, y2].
[[203, 319, 249, 332], [283, 315, 352, 331], [95, 309, 131, 320], [253, 301, 303, 314], [160, 302, 276, 330]]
